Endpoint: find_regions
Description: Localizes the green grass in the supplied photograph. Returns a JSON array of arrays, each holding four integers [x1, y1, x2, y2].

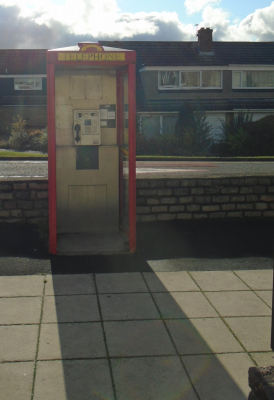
[[136, 155, 274, 160], [0, 150, 47, 158]]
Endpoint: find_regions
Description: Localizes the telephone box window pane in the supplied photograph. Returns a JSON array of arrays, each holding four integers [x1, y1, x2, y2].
[[14, 77, 42, 90], [242, 71, 274, 88], [159, 71, 179, 88], [141, 116, 160, 138], [233, 72, 241, 88], [202, 71, 221, 87], [181, 72, 200, 88]]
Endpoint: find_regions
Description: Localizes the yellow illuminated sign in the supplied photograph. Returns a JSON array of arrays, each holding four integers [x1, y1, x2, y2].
[[58, 52, 125, 61]]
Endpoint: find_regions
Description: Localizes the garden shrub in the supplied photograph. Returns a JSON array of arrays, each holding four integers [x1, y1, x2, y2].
[[8, 116, 30, 150], [6, 116, 48, 152], [215, 113, 274, 156]]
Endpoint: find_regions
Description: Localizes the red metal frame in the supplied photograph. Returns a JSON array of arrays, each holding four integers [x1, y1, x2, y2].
[[128, 63, 136, 252], [47, 45, 136, 254], [47, 62, 57, 254]]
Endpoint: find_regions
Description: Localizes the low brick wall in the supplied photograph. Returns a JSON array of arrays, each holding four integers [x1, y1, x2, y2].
[[136, 177, 274, 222], [0, 180, 48, 224], [1, 177, 274, 224]]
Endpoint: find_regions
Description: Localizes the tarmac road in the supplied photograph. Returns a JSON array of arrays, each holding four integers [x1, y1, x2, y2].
[[0, 160, 274, 180]]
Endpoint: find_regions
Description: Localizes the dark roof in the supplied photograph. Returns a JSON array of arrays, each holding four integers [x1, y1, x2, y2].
[[99, 41, 274, 68], [0, 50, 47, 74], [137, 98, 274, 112]]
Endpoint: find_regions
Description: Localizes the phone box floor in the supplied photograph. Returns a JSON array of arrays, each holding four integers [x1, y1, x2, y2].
[[57, 232, 128, 255]]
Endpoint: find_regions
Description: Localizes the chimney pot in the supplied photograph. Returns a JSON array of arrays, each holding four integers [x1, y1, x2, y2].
[[197, 27, 213, 53]]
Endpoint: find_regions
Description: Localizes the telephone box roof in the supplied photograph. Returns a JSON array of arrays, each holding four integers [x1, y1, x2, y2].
[[48, 43, 134, 52]]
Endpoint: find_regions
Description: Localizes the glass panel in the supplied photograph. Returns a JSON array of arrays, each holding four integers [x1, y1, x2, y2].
[[242, 71, 274, 88], [123, 74, 129, 148], [162, 116, 177, 135], [141, 116, 160, 138], [233, 71, 241, 88], [14, 77, 42, 90], [181, 71, 200, 88], [159, 71, 179, 88], [122, 153, 129, 229], [202, 71, 221, 87]]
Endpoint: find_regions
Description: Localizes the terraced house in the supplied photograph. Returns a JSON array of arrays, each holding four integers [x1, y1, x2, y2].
[[1, 27, 274, 140]]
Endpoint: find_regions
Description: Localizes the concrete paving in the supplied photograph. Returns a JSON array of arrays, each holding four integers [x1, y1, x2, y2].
[[0, 268, 273, 399]]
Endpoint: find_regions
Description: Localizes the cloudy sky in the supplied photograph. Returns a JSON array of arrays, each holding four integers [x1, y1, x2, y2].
[[0, 0, 273, 48]]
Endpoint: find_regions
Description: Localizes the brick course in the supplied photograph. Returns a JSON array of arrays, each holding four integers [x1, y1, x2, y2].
[[1, 176, 274, 225]]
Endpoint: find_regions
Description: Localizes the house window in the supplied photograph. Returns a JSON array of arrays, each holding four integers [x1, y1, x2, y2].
[[14, 77, 42, 90], [181, 72, 200, 88], [232, 71, 274, 88], [141, 116, 161, 138], [158, 70, 222, 90], [159, 71, 179, 88], [140, 115, 178, 137]]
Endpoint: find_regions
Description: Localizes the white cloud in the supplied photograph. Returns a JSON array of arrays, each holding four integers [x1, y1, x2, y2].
[[1, 0, 274, 48], [184, 0, 221, 15]]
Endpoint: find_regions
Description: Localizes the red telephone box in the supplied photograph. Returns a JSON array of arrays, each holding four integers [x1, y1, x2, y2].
[[47, 42, 136, 255]]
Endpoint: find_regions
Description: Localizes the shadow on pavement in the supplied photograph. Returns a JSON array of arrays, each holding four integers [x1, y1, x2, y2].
[[0, 219, 273, 275]]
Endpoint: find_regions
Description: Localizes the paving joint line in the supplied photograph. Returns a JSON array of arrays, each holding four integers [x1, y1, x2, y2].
[[232, 270, 272, 310], [30, 277, 46, 400], [141, 272, 201, 400], [94, 274, 117, 400], [187, 271, 252, 359]]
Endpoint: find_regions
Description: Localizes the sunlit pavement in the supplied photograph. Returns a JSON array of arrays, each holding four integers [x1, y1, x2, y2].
[[0, 267, 273, 399]]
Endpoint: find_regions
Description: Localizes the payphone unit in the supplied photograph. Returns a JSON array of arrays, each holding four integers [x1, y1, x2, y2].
[[47, 42, 136, 255], [74, 110, 101, 145]]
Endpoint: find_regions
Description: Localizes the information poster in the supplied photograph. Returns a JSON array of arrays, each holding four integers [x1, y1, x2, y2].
[[99, 104, 116, 128]]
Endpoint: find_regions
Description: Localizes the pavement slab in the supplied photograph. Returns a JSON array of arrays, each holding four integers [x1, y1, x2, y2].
[[104, 320, 176, 357], [0, 362, 34, 400], [153, 291, 218, 319], [34, 360, 115, 400], [95, 272, 148, 293], [42, 294, 100, 323], [0, 268, 272, 400], [0, 325, 39, 362], [99, 293, 160, 320], [38, 323, 106, 360], [0, 297, 42, 324], [189, 271, 250, 291], [205, 291, 271, 317], [45, 274, 95, 296], [143, 271, 200, 292], [234, 270, 273, 290], [0, 275, 45, 297], [112, 356, 198, 400], [224, 316, 272, 352], [166, 318, 244, 355], [182, 353, 255, 400], [250, 352, 274, 366], [255, 290, 273, 307]]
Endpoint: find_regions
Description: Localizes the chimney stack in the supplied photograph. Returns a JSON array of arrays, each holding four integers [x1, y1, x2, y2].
[[197, 27, 213, 53]]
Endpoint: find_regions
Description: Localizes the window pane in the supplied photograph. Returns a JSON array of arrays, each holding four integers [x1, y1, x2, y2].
[[233, 72, 241, 87], [141, 116, 160, 138], [181, 72, 200, 87], [202, 71, 221, 87], [162, 116, 177, 135], [159, 71, 179, 87], [242, 71, 274, 88]]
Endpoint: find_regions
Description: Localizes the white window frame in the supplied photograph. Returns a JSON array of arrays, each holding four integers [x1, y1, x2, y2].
[[14, 76, 42, 90], [232, 70, 274, 89], [158, 70, 222, 90]]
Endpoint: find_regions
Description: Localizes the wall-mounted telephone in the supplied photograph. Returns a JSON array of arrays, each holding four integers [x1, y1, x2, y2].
[[73, 110, 101, 145]]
